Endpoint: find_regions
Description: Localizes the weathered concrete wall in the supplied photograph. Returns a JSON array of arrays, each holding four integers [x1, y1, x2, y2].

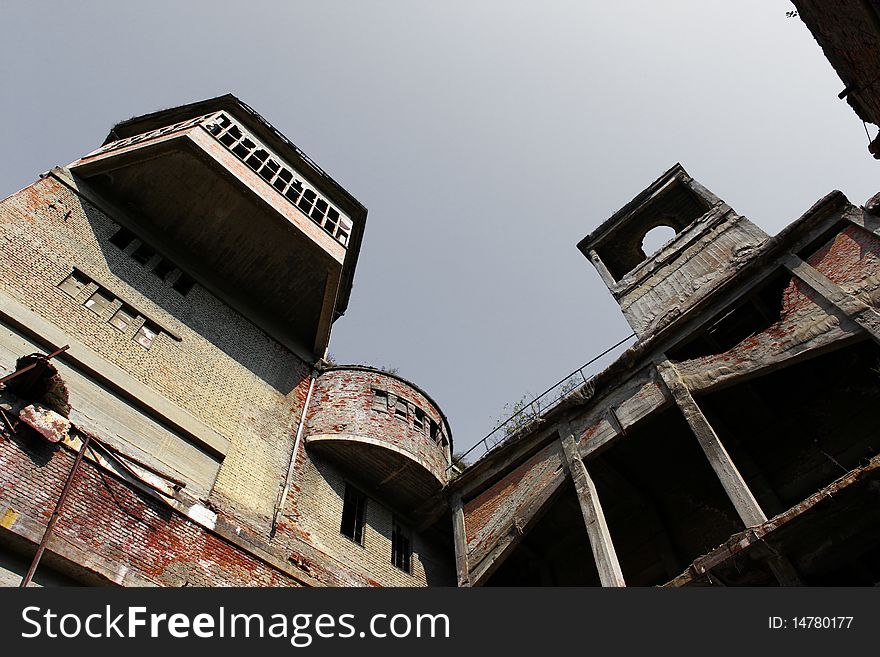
[[0, 175, 310, 533], [615, 208, 768, 337], [793, 0, 880, 126]]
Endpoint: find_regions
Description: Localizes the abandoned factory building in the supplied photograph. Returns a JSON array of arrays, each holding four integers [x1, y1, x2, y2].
[[3, 4, 880, 586]]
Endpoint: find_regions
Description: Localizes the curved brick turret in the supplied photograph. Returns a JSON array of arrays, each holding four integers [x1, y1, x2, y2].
[[305, 366, 452, 511]]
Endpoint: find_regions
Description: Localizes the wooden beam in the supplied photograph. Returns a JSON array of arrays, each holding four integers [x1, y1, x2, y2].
[[559, 424, 626, 587], [450, 494, 469, 587], [784, 254, 880, 343], [655, 360, 767, 528]]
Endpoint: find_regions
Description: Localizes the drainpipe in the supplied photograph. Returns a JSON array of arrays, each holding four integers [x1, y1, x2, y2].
[[271, 368, 319, 537], [20, 432, 91, 587]]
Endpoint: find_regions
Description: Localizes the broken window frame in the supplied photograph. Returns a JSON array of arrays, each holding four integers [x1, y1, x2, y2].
[[83, 288, 114, 316], [109, 304, 136, 332], [340, 484, 367, 546], [134, 321, 161, 350], [202, 111, 353, 247], [57, 270, 89, 298]]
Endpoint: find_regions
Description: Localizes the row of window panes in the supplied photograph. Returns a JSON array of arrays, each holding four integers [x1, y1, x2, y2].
[[58, 271, 163, 349], [340, 484, 412, 574], [372, 389, 447, 445], [203, 113, 352, 246], [110, 227, 194, 296]]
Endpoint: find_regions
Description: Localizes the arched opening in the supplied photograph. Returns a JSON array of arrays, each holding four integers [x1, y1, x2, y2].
[[641, 225, 678, 257]]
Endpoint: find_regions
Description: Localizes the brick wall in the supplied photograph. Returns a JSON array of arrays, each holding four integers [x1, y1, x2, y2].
[[0, 430, 302, 587], [286, 450, 454, 587], [0, 175, 310, 533]]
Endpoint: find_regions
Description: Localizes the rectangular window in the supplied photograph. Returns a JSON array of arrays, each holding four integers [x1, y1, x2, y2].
[[172, 273, 195, 296], [395, 398, 408, 420], [58, 271, 89, 298], [134, 321, 160, 349], [83, 289, 113, 315], [413, 408, 425, 433], [109, 305, 136, 332], [372, 389, 388, 412], [340, 485, 367, 545], [109, 227, 134, 250], [152, 258, 175, 281], [391, 518, 412, 574], [131, 242, 155, 265]]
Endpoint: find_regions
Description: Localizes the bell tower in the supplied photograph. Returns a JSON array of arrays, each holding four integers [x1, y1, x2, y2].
[[578, 164, 769, 337]]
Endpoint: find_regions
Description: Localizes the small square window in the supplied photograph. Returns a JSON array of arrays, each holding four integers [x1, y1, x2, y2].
[[152, 258, 175, 281], [109, 227, 134, 250], [58, 271, 89, 298], [173, 273, 195, 296], [391, 518, 412, 574], [109, 306, 135, 332], [134, 322, 159, 349], [83, 289, 113, 315], [372, 389, 388, 412], [340, 484, 367, 545], [131, 242, 155, 265]]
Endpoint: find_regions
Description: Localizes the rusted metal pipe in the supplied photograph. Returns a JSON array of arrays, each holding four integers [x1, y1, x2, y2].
[[0, 345, 69, 385], [20, 431, 91, 587]]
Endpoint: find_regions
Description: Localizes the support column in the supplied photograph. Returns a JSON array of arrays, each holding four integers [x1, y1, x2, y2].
[[656, 360, 767, 528], [784, 254, 880, 343], [450, 494, 470, 587], [559, 424, 625, 587]]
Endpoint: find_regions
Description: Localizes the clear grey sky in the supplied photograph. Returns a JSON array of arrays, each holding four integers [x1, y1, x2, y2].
[[1, 1, 877, 457]]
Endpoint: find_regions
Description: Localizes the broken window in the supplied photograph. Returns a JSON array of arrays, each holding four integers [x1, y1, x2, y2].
[[340, 484, 367, 545], [372, 389, 388, 412], [173, 273, 195, 296], [413, 408, 425, 433], [134, 321, 160, 349], [109, 226, 135, 250], [202, 111, 353, 247], [131, 242, 155, 265], [395, 398, 408, 421], [109, 305, 136, 332], [83, 289, 113, 316], [58, 271, 89, 298], [391, 518, 412, 573]]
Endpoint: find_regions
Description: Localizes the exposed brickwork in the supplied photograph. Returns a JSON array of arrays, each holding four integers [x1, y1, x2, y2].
[[805, 223, 880, 299], [0, 429, 302, 586], [0, 176, 309, 532], [306, 367, 452, 481]]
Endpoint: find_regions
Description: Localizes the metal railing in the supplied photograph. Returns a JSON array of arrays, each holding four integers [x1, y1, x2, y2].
[[452, 332, 636, 469]]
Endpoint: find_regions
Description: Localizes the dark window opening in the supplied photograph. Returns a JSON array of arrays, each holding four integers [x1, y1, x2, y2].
[[391, 519, 412, 573], [340, 485, 367, 545], [109, 227, 134, 250], [58, 271, 89, 298], [413, 408, 425, 433], [394, 398, 408, 420], [152, 259, 175, 281], [172, 273, 195, 296], [131, 242, 155, 265]]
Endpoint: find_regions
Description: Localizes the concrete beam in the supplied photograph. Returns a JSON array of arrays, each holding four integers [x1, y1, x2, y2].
[[451, 494, 469, 587], [559, 425, 625, 587], [655, 360, 767, 528]]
